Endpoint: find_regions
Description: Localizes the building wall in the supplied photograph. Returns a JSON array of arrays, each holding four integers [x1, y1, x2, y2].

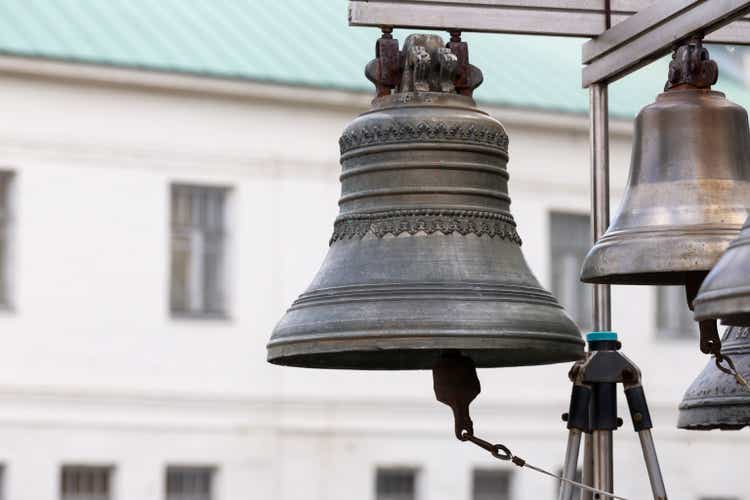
[[0, 70, 744, 500]]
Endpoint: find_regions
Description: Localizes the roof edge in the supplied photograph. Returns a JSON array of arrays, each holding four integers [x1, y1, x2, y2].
[[0, 54, 632, 135]]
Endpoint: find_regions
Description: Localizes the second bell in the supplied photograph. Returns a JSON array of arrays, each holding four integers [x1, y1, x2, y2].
[[581, 41, 750, 286]]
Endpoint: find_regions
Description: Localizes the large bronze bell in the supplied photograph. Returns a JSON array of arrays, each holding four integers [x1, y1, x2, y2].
[[694, 216, 750, 326], [678, 326, 750, 430], [267, 33, 583, 370], [581, 41, 750, 286]]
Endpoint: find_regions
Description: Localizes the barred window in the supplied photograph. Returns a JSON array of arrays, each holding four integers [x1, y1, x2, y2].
[[473, 469, 512, 500], [170, 185, 228, 317], [0, 172, 13, 307], [550, 212, 592, 331], [656, 286, 698, 339], [166, 466, 213, 500], [60, 465, 112, 500], [376, 468, 416, 500]]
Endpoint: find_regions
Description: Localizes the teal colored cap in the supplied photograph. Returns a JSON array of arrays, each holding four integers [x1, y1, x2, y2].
[[586, 331, 618, 342]]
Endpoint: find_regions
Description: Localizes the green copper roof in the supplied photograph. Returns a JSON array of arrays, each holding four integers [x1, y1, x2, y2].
[[0, 0, 748, 117]]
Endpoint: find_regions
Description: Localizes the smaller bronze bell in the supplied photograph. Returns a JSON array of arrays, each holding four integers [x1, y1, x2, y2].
[[694, 216, 750, 326], [678, 326, 750, 430], [581, 40, 750, 286]]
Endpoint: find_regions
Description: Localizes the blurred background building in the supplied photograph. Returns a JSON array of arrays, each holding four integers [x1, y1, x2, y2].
[[0, 1, 747, 499]]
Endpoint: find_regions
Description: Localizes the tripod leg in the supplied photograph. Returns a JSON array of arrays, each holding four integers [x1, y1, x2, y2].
[[625, 386, 668, 500], [637, 430, 667, 500], [582, 432, 593, 500], [592, 430, 614, 495], [558, 429, 582, 500]]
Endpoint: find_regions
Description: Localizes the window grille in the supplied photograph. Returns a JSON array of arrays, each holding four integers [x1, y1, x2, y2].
[[60, 465, 111, 500], [656, 286, 698, 339], [166, 466, 213, 500], [376, 468, 416, 500], [473, 469, 512, 500], [549, 212, 592, 331], [170, 185, 228, 316], [0, 172, 12, 306]]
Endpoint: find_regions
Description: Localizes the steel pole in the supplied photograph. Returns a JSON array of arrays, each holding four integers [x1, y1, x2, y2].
[[587, 82, 612, 499], [590, 82, 611, 331]]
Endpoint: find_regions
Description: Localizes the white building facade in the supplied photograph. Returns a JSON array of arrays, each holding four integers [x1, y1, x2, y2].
[[0, 56, 745, 500]]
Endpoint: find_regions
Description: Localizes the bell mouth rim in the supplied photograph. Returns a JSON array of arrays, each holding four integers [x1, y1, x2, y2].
[[679, 395, 750, 409], [677, 406, 750, 430], [694, 285, 750, 323], [266, 332, 585, 370], [580, 227, 740, 285]]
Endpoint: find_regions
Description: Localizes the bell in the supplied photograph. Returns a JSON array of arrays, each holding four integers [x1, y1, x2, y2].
[[267, 33, 583, 370], [678, 326, 750, 430], [581, 40, 750, 286], [694, 216, 750, 326]]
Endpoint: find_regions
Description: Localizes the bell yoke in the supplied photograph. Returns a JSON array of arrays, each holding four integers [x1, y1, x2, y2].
[[267, 33, 584, 370]]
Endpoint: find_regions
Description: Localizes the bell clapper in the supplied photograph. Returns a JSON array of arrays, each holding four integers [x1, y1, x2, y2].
[[432, 353, 628, 500], [687, 276, 750, 393]]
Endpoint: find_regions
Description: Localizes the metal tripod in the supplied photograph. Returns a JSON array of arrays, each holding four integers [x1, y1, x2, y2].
[[557, 333, 668, 500]]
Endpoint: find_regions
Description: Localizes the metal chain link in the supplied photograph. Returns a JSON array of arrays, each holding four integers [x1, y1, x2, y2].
[[459, 430, 628, 500]]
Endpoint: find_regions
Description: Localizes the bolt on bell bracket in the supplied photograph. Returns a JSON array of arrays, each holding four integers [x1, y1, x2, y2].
[[365, 30, 483, 99]]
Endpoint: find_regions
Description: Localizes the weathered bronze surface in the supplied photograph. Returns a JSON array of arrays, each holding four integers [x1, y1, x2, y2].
[[267, 34, 583, 370], [581, 42, 750, 286], [694, 216, 750, 325], [678, 326, 750, 430]]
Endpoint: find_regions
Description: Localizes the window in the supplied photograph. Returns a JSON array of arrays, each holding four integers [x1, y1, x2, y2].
[[549, 212, 592, 330], [170, 185, 228, 317], [0, 172, 12, 307], [166, 466, 213, 500], [656, 286, 698, 339], [376, 468, 416, 500], [60, 465, 112, 500], [473, 469, 512, 500]]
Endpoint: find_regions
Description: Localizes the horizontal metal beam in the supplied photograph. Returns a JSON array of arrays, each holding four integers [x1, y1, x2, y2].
[[582, 0, 750, 86], [349, 0, 621, 37], [349, 0, 750, 42]]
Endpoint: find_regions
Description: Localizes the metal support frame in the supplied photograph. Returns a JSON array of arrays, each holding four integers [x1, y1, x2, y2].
[[347, 1, 750, 499], [349, 0, 750, 87]]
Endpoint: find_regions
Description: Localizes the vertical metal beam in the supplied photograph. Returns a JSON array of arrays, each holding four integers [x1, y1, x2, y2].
[[587, 81, 613, 500], [590, 83, 612, 332]]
